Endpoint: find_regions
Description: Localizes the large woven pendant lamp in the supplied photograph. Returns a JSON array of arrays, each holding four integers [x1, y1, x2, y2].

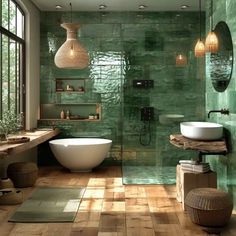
[[194, 0, 205, 57], [205, 0, 218, 53], [54, 3, 89, 69]]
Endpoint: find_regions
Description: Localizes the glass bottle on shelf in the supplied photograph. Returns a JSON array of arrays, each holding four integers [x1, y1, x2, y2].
[[66, 110, 70, 119], [60, 110, 65, 119]]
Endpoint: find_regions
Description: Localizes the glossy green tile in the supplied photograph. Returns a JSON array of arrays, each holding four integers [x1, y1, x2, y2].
[[206, 0, 236, 210], [39, 11, 205, 184]]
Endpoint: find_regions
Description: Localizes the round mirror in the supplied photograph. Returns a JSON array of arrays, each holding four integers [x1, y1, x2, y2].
[[210, 21, 233, 92]]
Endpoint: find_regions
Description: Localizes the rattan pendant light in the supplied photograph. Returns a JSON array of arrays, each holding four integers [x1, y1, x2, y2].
[[54, 3, 89, 69], [205, 0, 218, 53], [194, 0, 205, 57], [176, 54, 187, 66]]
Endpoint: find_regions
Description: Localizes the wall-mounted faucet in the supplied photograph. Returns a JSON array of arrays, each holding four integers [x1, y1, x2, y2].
[[207, 109, 230, 119]]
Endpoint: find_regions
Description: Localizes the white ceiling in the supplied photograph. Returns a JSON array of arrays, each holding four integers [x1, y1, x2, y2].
[[30, 0, 205, 12]]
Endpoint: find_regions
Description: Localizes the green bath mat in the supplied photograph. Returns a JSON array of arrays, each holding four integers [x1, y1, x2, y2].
[[9, 187, 85, 223]]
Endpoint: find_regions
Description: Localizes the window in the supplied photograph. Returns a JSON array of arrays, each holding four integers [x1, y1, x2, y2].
[[0, 0, 25, 121]]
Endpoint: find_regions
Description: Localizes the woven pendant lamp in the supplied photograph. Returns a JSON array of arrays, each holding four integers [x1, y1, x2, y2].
[[205, 0, 218, 53], [195, 40, 205, 57], [54, 23, 89, 69], [205, 32, 218, 53], [54, 3, 89, 69], [194, 0, 205, 57], [176, 54, 187, 66]]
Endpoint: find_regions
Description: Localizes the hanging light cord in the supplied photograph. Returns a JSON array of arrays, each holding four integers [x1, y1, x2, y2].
[[69, 2, 74, 52], [199, 0, 202, 40], [210, 0, 213, 31], [70, 2, 72, 23]]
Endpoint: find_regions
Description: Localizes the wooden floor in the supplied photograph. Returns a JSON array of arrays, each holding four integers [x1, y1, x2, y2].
[[0, 166, 236, 236]]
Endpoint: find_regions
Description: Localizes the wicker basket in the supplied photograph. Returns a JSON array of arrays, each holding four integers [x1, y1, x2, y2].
[[0, 178, 14, 189], [7, 162, 38, 188], [185, 188, 233, 227]]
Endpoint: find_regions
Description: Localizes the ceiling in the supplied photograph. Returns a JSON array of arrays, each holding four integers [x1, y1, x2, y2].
[[30, 0, 206, 12]]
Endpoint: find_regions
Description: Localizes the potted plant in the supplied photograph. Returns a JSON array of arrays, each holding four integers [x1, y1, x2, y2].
[[0, 110, 22, 141]]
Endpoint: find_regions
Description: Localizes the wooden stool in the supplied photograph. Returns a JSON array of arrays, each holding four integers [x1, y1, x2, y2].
[[176, 165, 217, 210], [7, 162, 38, 188], [185, 188, 233, 227]]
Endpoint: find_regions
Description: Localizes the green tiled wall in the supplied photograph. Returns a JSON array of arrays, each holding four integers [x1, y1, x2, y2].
[[39, 11, 205, 168], [205, 0, 236, 209]]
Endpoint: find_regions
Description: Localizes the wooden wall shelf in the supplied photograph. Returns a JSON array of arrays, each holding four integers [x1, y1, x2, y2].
[[40, 103, 101, 121], [38, 118, 100, 122], [56, 91, 85, 94], [55, 78, 85, 93]]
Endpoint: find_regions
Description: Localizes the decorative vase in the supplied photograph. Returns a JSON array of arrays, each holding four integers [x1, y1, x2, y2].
[[60, 110, 65, 119]]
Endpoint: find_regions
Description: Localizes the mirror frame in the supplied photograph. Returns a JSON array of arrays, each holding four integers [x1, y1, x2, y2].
[[210, 21, 234, 92]]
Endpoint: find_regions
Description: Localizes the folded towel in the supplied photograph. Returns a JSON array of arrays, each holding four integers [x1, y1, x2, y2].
[[179, 160, 198, 165], [181, 165, 210, 173]]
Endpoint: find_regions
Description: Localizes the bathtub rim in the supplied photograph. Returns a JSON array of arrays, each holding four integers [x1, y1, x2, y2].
[[49, 138, 112, 146]]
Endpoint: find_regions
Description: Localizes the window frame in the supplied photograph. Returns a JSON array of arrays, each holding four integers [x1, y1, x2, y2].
[[0, 0, 25, 126]]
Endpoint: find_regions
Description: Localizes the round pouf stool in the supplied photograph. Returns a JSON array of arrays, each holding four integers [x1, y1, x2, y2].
[[7, 162, 38, 188], [185, 188, 233, 227]]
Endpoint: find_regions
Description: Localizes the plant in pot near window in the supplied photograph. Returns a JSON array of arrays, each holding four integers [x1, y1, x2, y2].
[[0, 110, 22, 141]]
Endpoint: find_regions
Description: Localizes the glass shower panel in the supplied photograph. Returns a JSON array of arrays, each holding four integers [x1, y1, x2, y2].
[[121, 91, 180, 185], [121, 92, 198, 185], [121, 17, 205, 184], [121, 70, 180, 184]]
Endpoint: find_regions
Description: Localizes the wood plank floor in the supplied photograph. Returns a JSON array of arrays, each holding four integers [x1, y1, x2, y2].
[[0, 166, 235, 236]]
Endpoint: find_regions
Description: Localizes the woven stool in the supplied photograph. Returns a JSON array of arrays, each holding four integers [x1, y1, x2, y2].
[[185, 188, 233, 227], [7, 162, 38, 188]]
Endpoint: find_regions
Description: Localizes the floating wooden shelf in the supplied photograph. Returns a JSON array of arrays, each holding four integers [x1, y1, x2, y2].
[[55, 91, 85, 94], [170, 134, 227, 153]]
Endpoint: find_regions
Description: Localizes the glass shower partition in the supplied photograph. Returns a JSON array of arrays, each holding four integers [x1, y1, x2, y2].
[[121, 82, 181, 184], [121, 77, 201, 184], [120, 11, 205, 185]]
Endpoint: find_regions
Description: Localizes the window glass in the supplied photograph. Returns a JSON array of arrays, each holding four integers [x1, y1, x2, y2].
[[16, 7, 23, 38], [1, 0, 8, 30], [9, 0, 16, 35], [0, 0, 25, 123]]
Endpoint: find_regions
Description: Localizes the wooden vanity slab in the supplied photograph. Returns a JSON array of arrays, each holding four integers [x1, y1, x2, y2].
[[0, 128, 60, 158], [170, 134, 227, 153]]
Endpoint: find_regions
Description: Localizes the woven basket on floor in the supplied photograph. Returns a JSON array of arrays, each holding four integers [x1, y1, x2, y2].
[[185, 188, 233, 227], [0, 178, 14, 189], [7, 162, 38, 188]]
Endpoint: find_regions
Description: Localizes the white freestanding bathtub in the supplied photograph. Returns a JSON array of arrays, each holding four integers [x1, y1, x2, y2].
[[49, 138, 112, 172]]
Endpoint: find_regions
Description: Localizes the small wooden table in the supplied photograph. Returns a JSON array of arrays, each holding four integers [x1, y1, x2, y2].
[[170, 134, 227, 210], [0, 128, 60, 158]]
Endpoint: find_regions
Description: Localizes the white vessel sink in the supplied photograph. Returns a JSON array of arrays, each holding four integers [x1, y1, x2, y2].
[[159, 114, 184, 125], [180, 121, 223, 140]]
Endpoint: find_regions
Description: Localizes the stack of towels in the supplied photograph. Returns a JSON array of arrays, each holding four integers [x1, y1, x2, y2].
[[179, 160, 210, 173]]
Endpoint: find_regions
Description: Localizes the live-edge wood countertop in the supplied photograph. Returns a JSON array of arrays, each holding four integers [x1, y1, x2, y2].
[[0, 128, 60, 158], [170, 134, 227, 153]]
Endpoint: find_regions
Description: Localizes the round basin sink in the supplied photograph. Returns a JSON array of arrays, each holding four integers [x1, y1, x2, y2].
[[159, 114, 184, 125], [180, 121, 223, 140]]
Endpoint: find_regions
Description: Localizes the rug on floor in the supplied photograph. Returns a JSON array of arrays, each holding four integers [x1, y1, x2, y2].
[[9, 186, 85, 223]]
